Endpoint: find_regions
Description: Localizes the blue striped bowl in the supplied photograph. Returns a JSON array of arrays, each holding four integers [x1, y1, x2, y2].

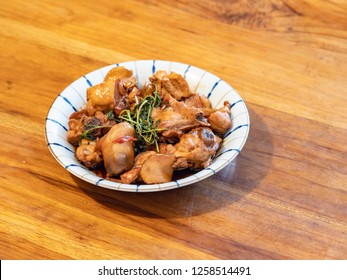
[[45, 60, 250, 192]]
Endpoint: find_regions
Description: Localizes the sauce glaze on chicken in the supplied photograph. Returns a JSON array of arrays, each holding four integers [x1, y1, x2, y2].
[[67, 66, 232, 184]]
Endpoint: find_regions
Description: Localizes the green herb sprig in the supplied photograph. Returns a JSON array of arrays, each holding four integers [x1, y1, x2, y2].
[[118, 91, 163, 152]]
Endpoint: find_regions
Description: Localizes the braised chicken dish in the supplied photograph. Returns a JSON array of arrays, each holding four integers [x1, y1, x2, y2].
[[67, 66, 232, 184]]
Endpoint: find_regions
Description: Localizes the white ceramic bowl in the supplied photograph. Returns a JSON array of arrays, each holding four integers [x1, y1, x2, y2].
[[45, 60, 250, 192]]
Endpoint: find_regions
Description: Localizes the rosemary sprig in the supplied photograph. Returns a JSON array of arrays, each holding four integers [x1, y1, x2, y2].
[[118, 91, 163, 152]]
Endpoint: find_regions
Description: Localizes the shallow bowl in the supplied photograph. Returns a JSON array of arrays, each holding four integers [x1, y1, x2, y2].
[[45, 60, 250, 192]]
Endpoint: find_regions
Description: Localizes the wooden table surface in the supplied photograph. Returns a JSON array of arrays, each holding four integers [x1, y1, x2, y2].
[[1, 0, 346, 260]]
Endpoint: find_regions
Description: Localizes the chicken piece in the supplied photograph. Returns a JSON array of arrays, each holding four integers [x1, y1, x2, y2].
[[86, 68, 137, 116], [69, 109, 88, 120], [128, 87, 141, 103], [113, 77, 140, 115], [200, 95, 212, 109], [104, 66, 133, 83], [67, 110, 103, 145], [140, 154, 175, 184], [101, 122, 135, 177], [173, 127, 222, 169], [120, 167, 141, 184], [208, 101, 232, 135], [158, 143, 175, 155], [120, 150, 176, 184], [113, 82, 128, 116], [117, 77, 137, 96], [141, 82, 155, 98], [172, 157, 192, 170], [120, 77, 140, 104], [67, 110, 113, 146], [86, 81, 115, 114], [75, 139, 103, 168], [149, 70, 191, 100], [83, 111, 113, 139], [67, 110, 87, 146], [184, 93, 204, 108], [152, 95, 209, 141], [120, 151, 157, 184], [184, 93, 215, 117]]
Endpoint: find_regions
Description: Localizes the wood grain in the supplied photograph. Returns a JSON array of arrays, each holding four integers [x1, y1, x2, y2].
[[0, 0, 346, 259]]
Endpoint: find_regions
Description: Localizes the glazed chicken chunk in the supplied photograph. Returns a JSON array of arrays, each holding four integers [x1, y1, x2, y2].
[[184, 93, 215, 117], [140, 154, 175, 184], [85, 66, 139, 116], [101, 122, 135, 177], [103, 66, 133, 83], [120, 151, 175, 184], [86, 81, 116, 115], [67, 110, 113, 146], [75, 139, 102, 169], [120, 151, 156, 184], [173, 127, 222, 169], [152, 95, 209, 141], [208, 101, 232, 135], [149, 70, 192, 100]]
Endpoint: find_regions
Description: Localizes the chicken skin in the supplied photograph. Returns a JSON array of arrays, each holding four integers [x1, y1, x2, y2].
[[101, 122, 135, 177], [173, 127, 222, 169], [208, 101, 232, 135]]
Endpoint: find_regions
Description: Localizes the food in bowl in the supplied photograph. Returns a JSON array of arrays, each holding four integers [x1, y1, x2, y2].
[[66, 66, 233, 185]]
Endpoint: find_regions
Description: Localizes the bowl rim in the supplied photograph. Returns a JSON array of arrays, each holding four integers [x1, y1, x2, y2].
[[45, 59, 250, 192]]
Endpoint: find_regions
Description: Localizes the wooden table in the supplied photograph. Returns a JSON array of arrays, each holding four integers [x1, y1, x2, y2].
[[1, 0, 346, 260]]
